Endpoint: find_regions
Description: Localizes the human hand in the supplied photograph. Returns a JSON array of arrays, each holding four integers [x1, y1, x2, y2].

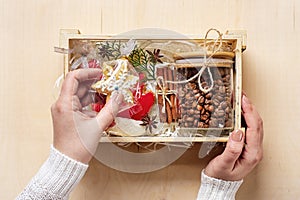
[[204, 94, 264, 181], [51, 68, 123, 164]]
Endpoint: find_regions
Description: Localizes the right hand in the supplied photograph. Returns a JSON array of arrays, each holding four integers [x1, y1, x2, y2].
[[204, 94, 264, 181]]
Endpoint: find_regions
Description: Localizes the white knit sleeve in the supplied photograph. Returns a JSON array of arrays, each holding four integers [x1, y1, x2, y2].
[[197, 170, 243, 200], [16, 145, 88, 200]]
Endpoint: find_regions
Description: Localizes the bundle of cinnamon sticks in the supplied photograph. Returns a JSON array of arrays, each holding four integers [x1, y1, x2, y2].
[[156, 67, 177, 124]]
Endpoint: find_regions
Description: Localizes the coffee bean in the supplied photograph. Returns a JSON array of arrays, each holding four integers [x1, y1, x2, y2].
[[186, 117, 194, 122], [194, 110, 201, 115], [208, 105, 214, 112], [201, 82, 208, 87], [188, 82, 196, 89], [209, 117, 218, 127], [193, 89, 199, 94], [217, 95, 223, 101], [179, 91, 185, 98], [205, 92, 212, 99], [198, 96, 205, 104], [217, 110, 225, 117], [184, 102, 191, 107], [216, 79, 223, 85], [213, 99, 220, 106], [201, 115, 208, 121], [185, 93, 191, 99], [220, 101, 227, 109], [219, 86, 226, 93], [198, 122, 204, 128], [191, 101, 197, 107], [204, 85, 209, 90], [204, 104, 210, 111], [187, 109, 194, 115], [197, 105, 203, 111], [181, 109, 187, 115], [193, 119, 198, 126]]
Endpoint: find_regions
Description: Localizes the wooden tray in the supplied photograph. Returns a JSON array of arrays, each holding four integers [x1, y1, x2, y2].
[[58, 29, 246, 143]]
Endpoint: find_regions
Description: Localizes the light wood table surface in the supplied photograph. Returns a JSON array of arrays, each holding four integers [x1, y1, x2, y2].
[[0, 0, 299, 199]]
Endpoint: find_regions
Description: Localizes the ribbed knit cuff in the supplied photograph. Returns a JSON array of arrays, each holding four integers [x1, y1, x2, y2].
[[17, 145, 88, 199], [197, 170, 243, 200]]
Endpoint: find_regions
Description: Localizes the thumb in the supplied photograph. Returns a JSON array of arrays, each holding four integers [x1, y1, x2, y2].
[[220, 130, 245, 169], [96, 91, 124, 131]]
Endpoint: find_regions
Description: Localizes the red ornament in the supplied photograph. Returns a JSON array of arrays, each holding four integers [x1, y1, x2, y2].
[[118, 92, 155, 120], [91, 103, 104, 112], [88, 59, 100, 68], [91, 102, 116, 129]]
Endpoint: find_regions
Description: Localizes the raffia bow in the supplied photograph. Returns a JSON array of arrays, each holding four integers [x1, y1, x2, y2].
[[156, 76, 176, 113]]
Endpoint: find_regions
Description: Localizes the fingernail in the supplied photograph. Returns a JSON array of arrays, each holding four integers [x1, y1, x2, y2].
[[110, 91, 123, 105], [242, 95, 250, 104], [230, 130, 243, 142]]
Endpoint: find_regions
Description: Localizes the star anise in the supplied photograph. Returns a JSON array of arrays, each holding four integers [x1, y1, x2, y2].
[[98, 45, 114, 60], [97, 41, 122, 60], [146, 49, 164, 64], [140, 115, 158, 134]]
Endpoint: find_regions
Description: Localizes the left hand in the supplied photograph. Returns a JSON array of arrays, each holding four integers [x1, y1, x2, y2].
[[51, 68, 123, 164]]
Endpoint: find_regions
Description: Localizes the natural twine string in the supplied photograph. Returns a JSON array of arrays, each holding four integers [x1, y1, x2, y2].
[[165, 28, 223, 93], [156, 76, 176, 113]]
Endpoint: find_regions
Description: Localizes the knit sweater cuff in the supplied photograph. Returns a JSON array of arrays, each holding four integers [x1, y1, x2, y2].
[[17, 145, 88, 199], [197, 170, 243, 200]]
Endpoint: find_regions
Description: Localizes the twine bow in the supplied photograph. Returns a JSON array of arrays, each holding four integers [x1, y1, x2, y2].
[[166, 28, 223, 93], [156, 76, 173, 113]]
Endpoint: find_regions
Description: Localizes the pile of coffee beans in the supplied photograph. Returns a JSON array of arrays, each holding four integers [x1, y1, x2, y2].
[[177, 67, 233, 128]]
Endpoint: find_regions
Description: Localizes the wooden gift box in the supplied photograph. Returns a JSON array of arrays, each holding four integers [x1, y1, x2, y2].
[[58, 29, 246, 143]]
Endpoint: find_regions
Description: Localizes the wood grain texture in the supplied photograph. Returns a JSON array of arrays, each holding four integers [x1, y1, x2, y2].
[[0, 0, 299, 199]]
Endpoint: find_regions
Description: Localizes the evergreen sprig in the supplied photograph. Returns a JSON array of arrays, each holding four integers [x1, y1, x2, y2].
[[128, 48, 158, 81]]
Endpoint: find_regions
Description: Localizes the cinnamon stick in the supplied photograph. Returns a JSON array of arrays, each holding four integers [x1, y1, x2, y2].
[[166, 100, 172, 124], [158, 95, 166, 123], [170, 94, 177, 121]]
